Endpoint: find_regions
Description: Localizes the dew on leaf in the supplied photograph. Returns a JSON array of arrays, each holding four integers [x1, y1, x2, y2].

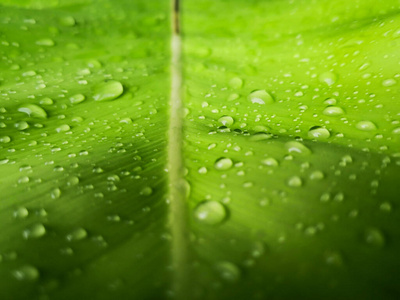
[[215, 261, 240, 282], [50, 188, 61, 199], [59, 16, 76, 27], [382, 78, 397, 87], [229, 77, 243, 89], [93, 80, 124, 101], [248, 90, 274, 105], [287, 176, 302, 187], [261, 157, 279, 167], [13, 206, 29, 219], [194, 200, 227, 225], [324, 250, 343, 266], [356, 121, 377, 131], [40, 97, 53, 105], [18, 104, 47, 119], [66, 228, 88, 241], [15, 121, 29, 130], [285, 141, 311, 155], [56, 124, 70, 132], [22, 223, 46, 239], [0, 136, 11, 143], [214, 157, 233, 170], [70, 94, 86, 104], [36, 38, 54, 46], [323, 106, 344, 116], [319, 71, 337, 86], [364, 228, 385, 247], [218, 115, 234, 126], [308, 126, 330, 139], [310, 170, 324, 180], [140, 186, 153, 196], [12, 265, 39, 281]]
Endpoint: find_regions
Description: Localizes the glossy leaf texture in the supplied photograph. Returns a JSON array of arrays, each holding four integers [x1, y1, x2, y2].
[[1, 0, 400, 299]]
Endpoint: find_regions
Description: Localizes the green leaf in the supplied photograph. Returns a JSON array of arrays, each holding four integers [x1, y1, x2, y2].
[[1, 0, 400, 299]]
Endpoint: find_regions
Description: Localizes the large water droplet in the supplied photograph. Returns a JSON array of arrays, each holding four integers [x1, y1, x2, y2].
[[194, 201, 227, 225], [308, 126, 330, 139], [319, 71, 337, 86], [323, 106, 344, 116], [93, 81, 124, 101], [12, 265, 39, 281], [70, 94, 86, 104], [23, 223, 46, 239], [18, 104, 47, 119], [229, 77, 243, 89], [215, 261, 240, 282], [66, 228, 87, 241], [218, 115, 234, 126], [248, 90, 273, 105], [285, 141, 311, 155], [214, 157, 233, 170], [356, 121, 377, 131]]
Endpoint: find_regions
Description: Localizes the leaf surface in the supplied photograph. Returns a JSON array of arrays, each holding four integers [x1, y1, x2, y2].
[[1, 0, 400, 299]]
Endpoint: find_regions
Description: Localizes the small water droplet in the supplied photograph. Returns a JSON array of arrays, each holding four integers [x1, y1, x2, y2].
[[319, 71, 337, 86], [56, 124, 70, 132], [36, 38, 54, 46], [287, 176, 302, 187], [51, 188, 61, 199], [229, 77, 243, 89], [140, 186, 153, 196], [13, 206, 29, 219], [15, 121, 29, 130], [382, 78, 396, 87], [66, 228, 87, 241], [70, 94, 86, 104], [364, 228, 385, 247], [194, 201, 227, 225], [215, 261, 240, 282]]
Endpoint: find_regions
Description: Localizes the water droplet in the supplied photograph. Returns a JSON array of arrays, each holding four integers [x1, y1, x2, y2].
[[379, 202, 392, 212], [12, 265, 39, 281], [93, 81, 124, 101], [51, 188, 61, 199], [356, 121, 377, 131], [70, 94, 85, 104], [319, 71, 337, 86], [364, 228, 385, 247], [36, 38, 54, 46], [194, 201, 227, 225], [308, 126, 330, 139], [250, 132, 273, 141], [140, 186, 153, 196], [287, 176, 302, 187], [382, 78, 396, 87], [248, 90, 273, 105], [40, 97, 53, 105], [310, 170, 324, 180], [261, 157, 279, 167], [214, 157, 233, 170], [0, 136, 11, 143], [15, 121, 29, 130], [218, 115, 234, 126], [56, 124, 70, 132], [198, 167, 208, 174], [66, 228, 87, 241], [229, 77, 243, 89], [59, 16, 76, 27], [18, 104, 47, 119], [23, 223, 46, 239], [323, 106, 344, 116], [215, 261, 240, 282], [285, 141, 311, 155], [324, 250, 343, 266], [13, 206, 29, 219], [67, 176, 80, 186]]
